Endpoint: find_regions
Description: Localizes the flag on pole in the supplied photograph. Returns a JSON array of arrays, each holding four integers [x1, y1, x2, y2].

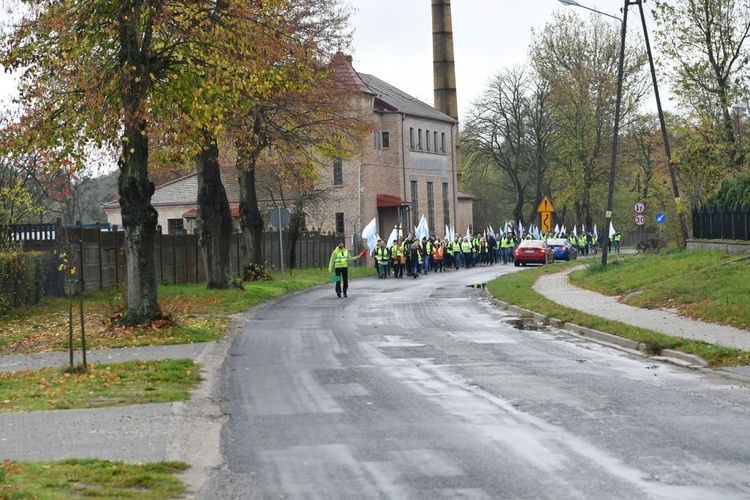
[[361, 218, 378, 254], [466, 225, 471, 241], [415, 215, 430, 240], [572, 225, 578, 238], [609, 221, 616, 237], [387, 226, 399, 247], [593, 225, 598, 238]]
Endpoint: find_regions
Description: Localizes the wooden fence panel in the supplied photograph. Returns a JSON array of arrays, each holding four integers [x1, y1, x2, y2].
[[10, 222, 344, 296]]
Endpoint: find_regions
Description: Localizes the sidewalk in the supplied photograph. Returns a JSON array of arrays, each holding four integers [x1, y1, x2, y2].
[[532, 265, 750, 381]]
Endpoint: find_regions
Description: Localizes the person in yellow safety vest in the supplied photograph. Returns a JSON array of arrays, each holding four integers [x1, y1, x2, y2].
[[478, 236, 488, 266], [421, 237, 432, 274], [408, 240, 422, 278], [442, 238, 453, 269], [471, 234, 481, 267], [500, 233, 513, 264], [328, 239, 362, 298], [452, 239, 462, 269], [375, 239, 390, 279], [613, 231, 622, 253], [390, 238, 405, 278], [460, 237, 473, 268]]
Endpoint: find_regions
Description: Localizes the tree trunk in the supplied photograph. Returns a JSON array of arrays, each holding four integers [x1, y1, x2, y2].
[[118, 153, 159, 326], [116, 0, 159, 326], [236, 139, 265, 267], [196, 131, 234, 289]]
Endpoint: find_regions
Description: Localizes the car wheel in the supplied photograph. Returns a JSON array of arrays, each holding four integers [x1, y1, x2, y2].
[[515, 261, 520, 267]]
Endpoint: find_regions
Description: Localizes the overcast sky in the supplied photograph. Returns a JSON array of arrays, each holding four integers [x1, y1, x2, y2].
[[348, 0, 638, 121]]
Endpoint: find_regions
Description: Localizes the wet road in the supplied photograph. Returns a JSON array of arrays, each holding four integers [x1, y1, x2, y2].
[[202, 264, 750, 499]]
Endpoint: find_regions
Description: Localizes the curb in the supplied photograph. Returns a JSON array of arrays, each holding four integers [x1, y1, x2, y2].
[[486, 294, 750, 386]]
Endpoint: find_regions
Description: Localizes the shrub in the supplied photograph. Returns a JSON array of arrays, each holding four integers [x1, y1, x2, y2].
[[242, 263, 273, 282], [0, 250, 47, 310], [636, 237, 665, 254]]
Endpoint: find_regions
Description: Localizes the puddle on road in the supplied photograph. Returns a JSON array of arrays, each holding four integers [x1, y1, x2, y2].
[[503, 318, 543, 331]]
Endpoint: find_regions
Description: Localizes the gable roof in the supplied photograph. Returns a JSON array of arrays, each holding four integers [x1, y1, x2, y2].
[[358, 73, 457, 124], [103, 168, 241, 208]]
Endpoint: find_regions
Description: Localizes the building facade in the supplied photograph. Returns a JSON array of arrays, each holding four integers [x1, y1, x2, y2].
[[313, 53, 472, 243]]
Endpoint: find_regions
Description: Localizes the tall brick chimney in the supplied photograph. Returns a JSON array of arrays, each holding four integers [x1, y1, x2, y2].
[[432, 0, 458, 120], [431, 0, 461, 179]]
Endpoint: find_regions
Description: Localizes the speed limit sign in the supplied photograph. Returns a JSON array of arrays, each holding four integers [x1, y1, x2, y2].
[[634, 214, 646, 226]]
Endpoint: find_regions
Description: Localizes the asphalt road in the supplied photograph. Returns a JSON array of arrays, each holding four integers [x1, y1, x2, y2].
[[198, 264, 750, 499]]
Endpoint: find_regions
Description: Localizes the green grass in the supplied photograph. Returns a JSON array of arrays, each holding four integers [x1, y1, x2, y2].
[[0, 266, 376, 354], [0, 459, 188, 499], [568, 250, 750, 330], [0, 359, 201, 412], [487, 252, 750, 367]]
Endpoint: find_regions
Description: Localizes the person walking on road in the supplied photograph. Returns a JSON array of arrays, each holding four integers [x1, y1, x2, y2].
[[328, 240, 362, 297], [375, 239, 390, 279]]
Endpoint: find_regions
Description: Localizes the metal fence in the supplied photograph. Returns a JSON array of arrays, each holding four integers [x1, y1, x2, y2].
[[692, 207, 750, 241], [5, 222, 360, 297]]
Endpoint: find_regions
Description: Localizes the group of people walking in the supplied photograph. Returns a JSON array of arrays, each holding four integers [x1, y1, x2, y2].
[[329, 228, 624, 298], [371, 232, 521, 280]]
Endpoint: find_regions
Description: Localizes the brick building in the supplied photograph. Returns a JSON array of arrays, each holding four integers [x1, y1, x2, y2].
[[105, 54, 474, 240]]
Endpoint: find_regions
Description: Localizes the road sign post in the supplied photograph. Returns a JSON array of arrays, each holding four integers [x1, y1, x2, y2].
[[270, 206, 292, 279]]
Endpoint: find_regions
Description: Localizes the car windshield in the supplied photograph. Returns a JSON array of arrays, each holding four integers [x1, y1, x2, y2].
[[546, 239, 567, 246]]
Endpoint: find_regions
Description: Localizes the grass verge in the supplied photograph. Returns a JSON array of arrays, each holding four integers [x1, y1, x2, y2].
[[0, 358, 201, 413], [1, 459, 188, 499], [487, 252, 750, 368], [0, 266, 375, 354]]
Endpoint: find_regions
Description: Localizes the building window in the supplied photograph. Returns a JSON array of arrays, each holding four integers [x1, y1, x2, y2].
[[426, 130, 430, 151], [418, 129, 423, 150], [335, 212, 345, 235], [168, 218, 184, 234], [409, 128, 415, 149], [442, 182, 450, 228], [410, 181, 419, 221], [333, 159, 343, 185], [441, 132, 446, 153], [434, 131, 438, 152], [382, 131, 390, 149], [427, 182, 435, 235]]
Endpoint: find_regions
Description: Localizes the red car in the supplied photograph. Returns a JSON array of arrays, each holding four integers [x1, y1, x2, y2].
[[514, 239, 555, 266]]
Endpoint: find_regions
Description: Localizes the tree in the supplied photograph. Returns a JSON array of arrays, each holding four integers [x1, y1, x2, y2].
[[530, 11, 648, 231], [653, 0, 750, 171], [230, 49, 369, 269], [462, 67, 540, 229], [1, 1, 323, 317]]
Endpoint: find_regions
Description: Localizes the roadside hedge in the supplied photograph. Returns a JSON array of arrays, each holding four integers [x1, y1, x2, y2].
[[0, 250, 47, 310]]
